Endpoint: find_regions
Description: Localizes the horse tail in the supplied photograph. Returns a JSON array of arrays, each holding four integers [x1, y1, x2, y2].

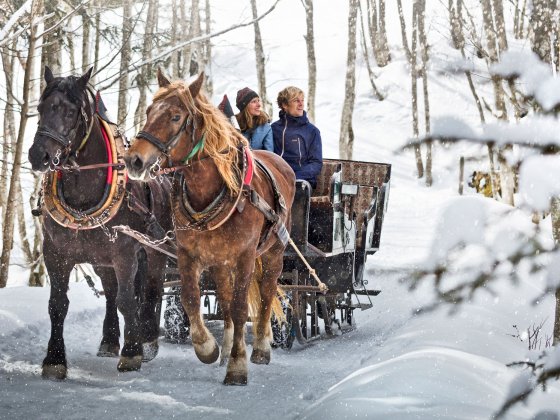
[[247, 257, 286, 323]]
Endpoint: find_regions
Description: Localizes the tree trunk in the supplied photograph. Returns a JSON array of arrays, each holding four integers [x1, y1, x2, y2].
[[117, 0, 133, 126], [449, 0, 464, 49], [170, 0, 180, 77], [28, 175, 45, 287], [417, 0, 432, 186], [411, 1, 424, 178], [0, 41, 17, 223], [551, 196, 560, 344], [92, 0, 101, 84], [376, 0, 391, 66], [251, 0, 272, 116], [339, 0, 358, 160], [0, 0, 42, 288], [358, 1, 384, 100], [81, 8, 91, 72], [397, 0, 412, 64], [134, 0, 158, 133], [492, 0, 508, 54], [530, 0, 556, 63], [203, 0, 213, 96], [302, 0, 317, 123], [185, 0, 201, 77], [177, 0, 189, 78]]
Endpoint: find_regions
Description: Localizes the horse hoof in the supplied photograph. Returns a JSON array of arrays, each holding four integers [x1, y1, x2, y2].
[[97, 343, 120, 357], [42, 364, 67, 380], [142, 340, 159, 362], [250, 349, 271, 365], [117, 355, 142, 372], [219, 355, 228, 367], [223, 371, 248, 386], [195, 341, 220, 364]]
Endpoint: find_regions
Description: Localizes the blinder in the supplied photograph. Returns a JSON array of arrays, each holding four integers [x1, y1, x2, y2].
[[136, 113, 193, 156]]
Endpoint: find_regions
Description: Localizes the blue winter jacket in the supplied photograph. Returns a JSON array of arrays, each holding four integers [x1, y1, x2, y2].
[[242, 123, 274, 152], [271, 111, 323, 188]]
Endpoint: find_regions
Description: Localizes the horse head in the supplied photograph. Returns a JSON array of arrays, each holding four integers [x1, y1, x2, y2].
[[28, 66, 94, 172], [125, 69, 206, 181]]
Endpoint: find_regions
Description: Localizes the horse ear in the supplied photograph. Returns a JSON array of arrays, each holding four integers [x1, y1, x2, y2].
[[44, 66, 54, 84], [77, 67, 93, 90], [189, 72, 205, 98], [157, 67, 171, 88]]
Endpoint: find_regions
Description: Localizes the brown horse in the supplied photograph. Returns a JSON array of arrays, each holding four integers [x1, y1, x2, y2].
[[28, 67, 173, 379], [124, 70, 295, 385]]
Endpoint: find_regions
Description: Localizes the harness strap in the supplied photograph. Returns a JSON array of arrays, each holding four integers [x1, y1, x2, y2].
[[244, 158, 289, 247], [127, 184, 167, 239]]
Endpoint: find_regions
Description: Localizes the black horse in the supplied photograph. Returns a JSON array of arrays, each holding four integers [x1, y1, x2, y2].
[[28, 66, 173, 379]]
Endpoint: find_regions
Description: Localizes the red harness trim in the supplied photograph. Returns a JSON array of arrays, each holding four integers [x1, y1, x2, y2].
[[99, 120, 114, 184], [244, 146, 254, 186]]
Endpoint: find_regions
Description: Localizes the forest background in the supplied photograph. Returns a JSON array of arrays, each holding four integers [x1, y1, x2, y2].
[[1, 0, 560, 418]]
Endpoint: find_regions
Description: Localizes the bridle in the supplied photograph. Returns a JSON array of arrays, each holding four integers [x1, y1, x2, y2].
[[135, 105, 207, 174], [35, 86, 96, 166]]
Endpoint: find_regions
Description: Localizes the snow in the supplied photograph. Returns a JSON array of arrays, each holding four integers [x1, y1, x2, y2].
[[1, 0, 560, 419]]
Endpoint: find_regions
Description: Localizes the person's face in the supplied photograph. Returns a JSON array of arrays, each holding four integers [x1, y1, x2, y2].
[[283, 94, 304, 117], [247, 97, 261, 117]]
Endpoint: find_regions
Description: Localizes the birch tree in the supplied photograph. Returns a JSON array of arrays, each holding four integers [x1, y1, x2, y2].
[[134, 0, 158, 132], [0, 0, 42, 288], [366, 0, 390, 67], [251, 0, 272, 116], [301, 0, 316, 122], [339, 0, 358, 160], [116, 0, 133, 126]]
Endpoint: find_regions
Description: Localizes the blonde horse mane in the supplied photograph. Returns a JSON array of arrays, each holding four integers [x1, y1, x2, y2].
[[153, 81, 249, 195]]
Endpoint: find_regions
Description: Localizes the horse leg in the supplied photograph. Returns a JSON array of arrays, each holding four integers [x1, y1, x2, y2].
[[113, 252, 144, 372], [139, 248, 167, 362], [93, 266, 120, 357], [42, 251, 73, 380], [250, 247, 284, 365], [224, 258, 254, 385], [179, 258, 219, 364], [210, 266, 233, 367]]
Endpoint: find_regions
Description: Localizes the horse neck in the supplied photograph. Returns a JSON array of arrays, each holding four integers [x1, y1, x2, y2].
[[181, 158, 228, 212], [59, 118, 109, 209]]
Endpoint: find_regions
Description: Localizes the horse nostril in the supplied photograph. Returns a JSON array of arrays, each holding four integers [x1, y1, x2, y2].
[[132, 156, 144, 171]]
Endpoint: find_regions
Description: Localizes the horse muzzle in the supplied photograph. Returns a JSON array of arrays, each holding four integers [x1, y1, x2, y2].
[[28, 141, 53, 172], [124, 150, 157, 181]]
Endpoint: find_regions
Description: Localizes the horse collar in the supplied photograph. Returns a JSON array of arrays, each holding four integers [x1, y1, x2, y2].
[[171, 145, 250, 232]]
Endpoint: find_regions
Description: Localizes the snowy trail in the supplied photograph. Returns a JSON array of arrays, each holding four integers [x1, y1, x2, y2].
[[0, 167, 423, 419]]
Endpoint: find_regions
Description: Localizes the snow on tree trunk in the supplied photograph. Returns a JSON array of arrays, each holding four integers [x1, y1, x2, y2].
[[552, 197, 560, 344], [417, 0, 432, 186], [81, 8, 91, 73], [0, 0, 41, 288], [530, 0, 556, 63], [202, 0, 213, 96], [117, 0, 132, 126], [411, 1, 424, 178], [251, 0, 272, 117], [339, 0, 358, 160], [134, 0, 158, 133], [302, 0, 317, 123]]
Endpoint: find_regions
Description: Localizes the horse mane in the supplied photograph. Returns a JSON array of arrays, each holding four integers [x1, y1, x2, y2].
[[153, 81, 249, 196]]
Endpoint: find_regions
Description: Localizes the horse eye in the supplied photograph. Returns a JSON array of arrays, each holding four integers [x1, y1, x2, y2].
[[172, 115, 181, 122]]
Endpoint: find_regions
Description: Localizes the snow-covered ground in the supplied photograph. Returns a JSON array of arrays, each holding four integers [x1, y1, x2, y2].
[[1, 1, 560, 419]]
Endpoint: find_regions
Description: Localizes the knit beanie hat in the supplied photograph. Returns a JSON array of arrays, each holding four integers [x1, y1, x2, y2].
[[236, 87, 259, 111]]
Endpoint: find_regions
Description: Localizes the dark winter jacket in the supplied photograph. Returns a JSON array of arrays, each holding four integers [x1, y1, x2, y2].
[[271, 111, 323, 188]]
